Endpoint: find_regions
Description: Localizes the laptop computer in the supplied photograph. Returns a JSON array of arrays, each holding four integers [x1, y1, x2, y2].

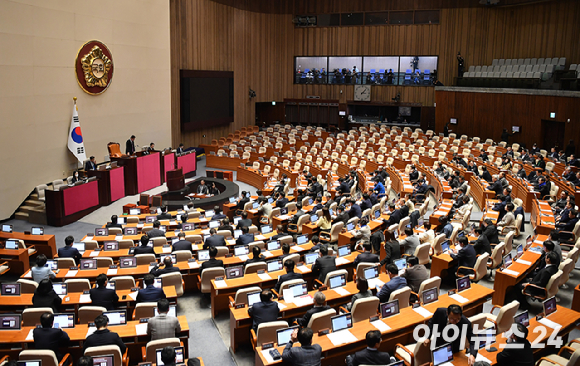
[[380, 299, 400, 318], [181, 223, 195, 231], [441, 240, 450, 253], [197, 250, 210, 262], [31, 227, 44, 235], [0, 314, 22, 330], [422, 287, 438, 305], [364, 266, 379, 280], [517, 244, 524, 256], [432, 344, 454, 366], [233, 216, 242, 225], [205, 209, 215, 217], [393, 229, 399, 239], [304, 252, 318, 265], [234, 245, 249, 256], [146, 216, 156, 223], [233, 230, 242, 239], [208, 221, 220, 229], [514, 310, 530, 327], [103, 241, 119, 251], [80, 259, 97, 270], [374, 210, 381, 219], [503, 253, 513, 268], [52, 313, 75, 329], [267, 240, 280, 251], [337, 245, 351, 257], [543, 296, 557, 317], [247, 291, 261, 307], [310, 215, 318, 223], [129, 208, 141, 215], [92, 355, 114, 366], [331, 313, 353, 332], [229, 197, 236, 204], [106, 281, 116, 291], [141, 278, 162, 289], [475, 328, 496, 349], [394, 258, 407, 274], [17, 361, 41, 366], [154, 305, 176, 318], [277, 326, 299, 346], [226, 266, 244, 279], [1, 283, 20, 296], [346, 222, 355, 231], [52, 283, 68, 296], [116, 217, 126, 225], [261, 225, 273, 234], [45, 260, 58, 271], [289, 283, 308, 297], [119, 257, 137, 268], [72, 242, 86, 253], [456, 277, 471, 292], [280, 207, 288, 215], [1, 224, 13, 233], [252, 202, 260, 209], [329, 273, 346, 289], [156, 346, 184, 366], [267, 259, 283, 273], [296, 234, 308, 245], [103, 310, 127, 326]]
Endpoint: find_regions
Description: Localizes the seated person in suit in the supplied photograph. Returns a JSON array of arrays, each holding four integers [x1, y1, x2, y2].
[[377, 264, 407, 303], [208, 182, 220, 195], [31, 254, 56, 284], [275, 192, 289, 208], [353, 217, 372, 250], [248, 289, 279, 331], [282, 327, 322, 366], [557, 209, 578, 231], [436, 216, 454, 239], [134, 235, 155, 255], [290, 204, 307, 225], [58, 235, 81, 264], [137, 274, 166, 303], [512, 252, 559, 309], [279, 243, 291, 261], [379, 230, 401, 267], [332, 205, 350, 225], [496, 323, 535, 366], [82, 314, 127, 354], [211, 206, 226, 221], [487, 175, 503, 196], [157, 206, 172, 220], [172, 232, 192, 252], [450, 236, 477, 278], [236, 226, 254, 246], [297, 291, 331, 327], [245, 246, 266, 267], [274, 260, 302, 293], [237, 191, 249, 210], [382, 204, 402, 226], [353, 242, 379, 268], [272, 225, 290, 241], [218, 217, 235, 236], [346, 278, 373, 311], [346, 330, 391, 366], [347, 199, 362, 219], [203, 228, 226, 249], [85, 156, 97, 171], [147, 142, 155, 153], [147, 220, 166, 238], [400, 227, 420, 256], [237, 212, 253, 229], [309, 196, 324, 215], [425, 304, 477, 364], [402, 256, 429, 294], [147, 298, 181, 340], [200, 246, 224, 275], [311, 245, 336, 286], [105, 215, 123, 229], [176, 143, 185, 154], [471, 227, 491, 256], [32, 279, 62, 312], [481, 218, 500, 244], [90, 273, 119, 310], [33, 312, 70, 361], [150, 256, 180, 277]]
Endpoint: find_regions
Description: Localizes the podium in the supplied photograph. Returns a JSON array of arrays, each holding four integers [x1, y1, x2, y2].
[[87, 166, 125, 205], [45, 179, 100, 226], [112, 152, 161, 195], [167, 168, 185, 191]]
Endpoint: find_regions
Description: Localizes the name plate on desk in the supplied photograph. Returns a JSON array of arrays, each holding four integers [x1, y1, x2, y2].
[[235, 303, 245, 309]]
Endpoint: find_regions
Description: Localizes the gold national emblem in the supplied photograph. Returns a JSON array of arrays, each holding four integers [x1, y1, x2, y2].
[[75, 40, 114, 95]]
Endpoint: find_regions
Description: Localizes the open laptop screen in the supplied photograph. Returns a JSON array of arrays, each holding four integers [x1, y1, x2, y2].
[[543, 296, 557, 316], [329, 274, 346, 289], [103, 310, 127, 326], [432, 344, 453, 366], [156, 346, 184, 366], [331, 313, 352, 332], [304, 252, 318, 265], [380, 299, 400, 318], [276, 326, 299, 346], [514, 310, 530, 327], [267, 259, 283, 273], [52, 283, 68, 296], [247, 291, 261, 307], [422, 287, 438, 305], [456, 277, 471, 292], [364, 266, 379, 280], [296, 234, 308, 245], [337, 245, 351, 257], [53, 313, 75, 329], [92, 355, 114, 366]]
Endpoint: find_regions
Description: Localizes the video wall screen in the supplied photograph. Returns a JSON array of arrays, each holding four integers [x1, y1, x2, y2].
[[294, 55, 438, 86]]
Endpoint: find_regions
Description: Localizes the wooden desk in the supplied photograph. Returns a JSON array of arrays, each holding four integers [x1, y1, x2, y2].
[[531, 200, 556, 236], [0, 248, 30, 274], [338, 217, 387, 248], [45, 180, 100, 227], [112, 153, 162, 196], [206, 154, 246, 171], [236, 166, 269, 189], [0, 231, 56, 258], [573, 284, 580, 313], [429, 199, 455, 225]]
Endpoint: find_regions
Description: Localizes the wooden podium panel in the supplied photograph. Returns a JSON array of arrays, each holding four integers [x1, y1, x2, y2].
[[45, 180, 100, 227], [87, 166, 125, 205]]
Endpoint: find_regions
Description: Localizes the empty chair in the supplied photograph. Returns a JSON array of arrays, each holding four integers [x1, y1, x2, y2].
[[78, 306, 107, 324], [65, 279, 91, 292], [389, 286, 411, 309], [307, 308, 337, 332], [197, 267, 225, 293], [481, 300, 520, 333], [394, 339, 431, 366], [110, 276, 136, 291], [349, 297, 380, 323], [160, 272, 184, 297], [17, 279, 38, 293], [134, 302, 157, 320]]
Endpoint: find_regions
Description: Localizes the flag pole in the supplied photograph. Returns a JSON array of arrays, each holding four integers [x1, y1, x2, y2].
[[73, 96, 77, 111]]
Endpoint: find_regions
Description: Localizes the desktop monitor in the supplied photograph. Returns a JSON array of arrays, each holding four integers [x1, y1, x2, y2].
[[393, 229, 399, 239], [205, 210, 215, 217], [363, 266, 379, 280], [203, 234, 211, 243], [52, 313, 75, 329], [92, 355, 114, 366], [1, 224, 13, 233], [504, 253, 513, 267], [119, 257, 137, 268], [456, 277, 471, 292], [31, 227, 44, 235], [308, 198, 313, 205], [208, 221, 220, 229], [304, 252, 318, 265], [380, 299, 400, 318], [146, 216, 156, 223], [103, 241, 119, 251], [296, 234, 308, 245], [197, 250, 210, 261], [267, 240, 280, 251], [129, 208, 141, 215], [543, 296, 557, 316], [514, 310, 530, 327], [422, 287, 438, 305], [277, 326, 299, 346], [417, 218, 424, 228], [234, 245, 249, 256], [261, 225, 273, 235], [52, 283, 68, 296], [95, 228, 108, 236], [331, 313, 353, 332], [142, 278, 163, 289], [4, 240, 19, 250], [246, 192, 251, 198], [154, 305, 176, 318], [1, 283, 20, 296], [72, 242, 86, 253], [103, 310, 127, 326], [156, 346, 184, 366], [525, 235, 533, 248], [432, 344, 454, 366], [226, 266, 244, 280], [289, 283, 308, 297], [0, 314, 22, 330], [247, 291, 261, 307], [329, 273, 346, 289], [267, 259, 283, 273], [80, 259, 97, 270], [337, 245, 351, 257]]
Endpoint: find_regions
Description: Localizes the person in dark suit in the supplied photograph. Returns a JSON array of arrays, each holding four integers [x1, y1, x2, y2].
[[360, 193, 372, 212], [85, 156, 97, 171], [496, 323, 535, 366], [426, 305, 477, 363], [536, 177, 551, 199], [481, 218, 500, 244], [200, 246, 224, 275], [33, 312, 70, 361], [236, 226, 254, 246], [450, 236, 477, 277], [348, 200, 362, 219], [383, 204, 402, 226], [58, 235, 81, 264], [158, 346, 178, 366], [176, 143, 185, 154], [487, 175, 504, 197], [377, 264, 407, 302], [150, 256, 180, 277], [401, 256, 429, 294], [134, 235, 155, 255], [218, 218, 235, 236], [353, 243, 379, 268], [480, 166, 493, 182], [90, 274, 119, 310], [557, 209, 578, 231], [346, 330, 391, 366], [32, 279, 61, 312], [271, 225, 289, 241], [282, 327, 322, 366], [211, 206, 226, 221], [332, 205, 350, 225], [290, 204, 307, 225], [308, 196, 324, 215], [471, 227, 491, 256], [274, 260, 303, 293], [125, 135, 136, 155], [311, 245, 336, 286], [157, 206, 172, 220], [237, 212, 252, 229], [82, 314, 127, 354], [237, 191, 249, 210], [276, 192, 289, 208], [297, 291, 331, 327], [244, 246, 265, 267], [380, 230, 401, 267], [137, 274, 166, 303], [513, 252, 559, 309], [147, 221, 166, 238], [203, 228, 226, 249], [337, 178, 350, 196], [278, 243, 292, 261], [105, 215, 123, 229], [248, 289, 279, 331], [172, 232, 192, 252]]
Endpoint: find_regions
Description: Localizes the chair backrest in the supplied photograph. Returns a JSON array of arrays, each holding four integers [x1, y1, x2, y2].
[[559, 258, 575, 286], [389, 286, 411, 308], [200, 268, 225, 293], [328, 221, 344, 242], [160, 272, 184, 297], [324, 269, 348, 287], [234, 286, 262, 304], [546, 270, 563, 299], [471, 253, 489, 282], [78, 306, 107, 324], [490, 243, 505, 268], [279, 279, 305, 294], [145, 338, 181, 363], [307, 308, 337, 332], [84, 345, 122, 366], [17, 279, 38, 293], [256, 320, 289, 346], [19, 350, 59, 366], [110, 276, 136, 291], [135, 254, 156, 265], [495, 300, 520, 334], [65, 279, 91, 292], [351, 297, 380, 323], [356, 262, 379, 279], [415, 243, 431, 265], [412, 339, 432, 366], [244, 262, 267, 275], [56, 257, 76, 269], [96, 257, 114, 268], [152, 237, 167, 247], [22, 308, 53, 326], [215, 246, 229, 257], [173, 250, 192, 262], [134, 302, 157, 320], [282, 253, 300, 266], [417, 276, 441, 299]]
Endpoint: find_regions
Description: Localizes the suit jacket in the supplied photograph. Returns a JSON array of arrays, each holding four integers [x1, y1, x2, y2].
[[312, 255, 337, 283], [237, 218, 253, 229], [401, 235, 420, 255], [84, 160, 97, 171], [237, 197, 249, 210], [381, 240, 401, 266], [200, 258, 224, 275], [451, 244, 477, 270], [248, 300, 280, 331], [147, 228, 166, 238], [402, 265, 429, 293], [211, 213, 226, 221], [147, 313, 181, 340], [472, 235, 491, 256], [276, 197, 289, 208], [197, 185, 209, 194], [348, 204, 362, 219], [353, 252, 379, 268], [274, 271, 303, 293], [236, 233, 254, 246], [172, 240, 192, 252], [204, 235, 226, 249], [346, 347, 391, 366], [384, 209, 402, 226], [298, 305, 331, 327], [377, 276, 407, 303], [83, 328, 127, 354], [428, 308, 477, 357], [33, 327, 70, 360], [530, 264, 558, 288], [282, 342, 322, 366], [58, 246, 81, 264], [482, 224, 500, 244], [125, 139, 135, 155], [557, 217, 578, 231], [338, 182, 350, 194], [360, 199, 372, 211], [496, 340, 535, 366], [136, 285, 166, 303], [332, 212, 350, 225], [134, 245, 155, 255], [157, 212, 172, 220], [32, 289, 61, 312], [487, 180, 503, 196], [218, 224, 234, 236], [89, 287, 119, 310], [150, 265, 180, 277]]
